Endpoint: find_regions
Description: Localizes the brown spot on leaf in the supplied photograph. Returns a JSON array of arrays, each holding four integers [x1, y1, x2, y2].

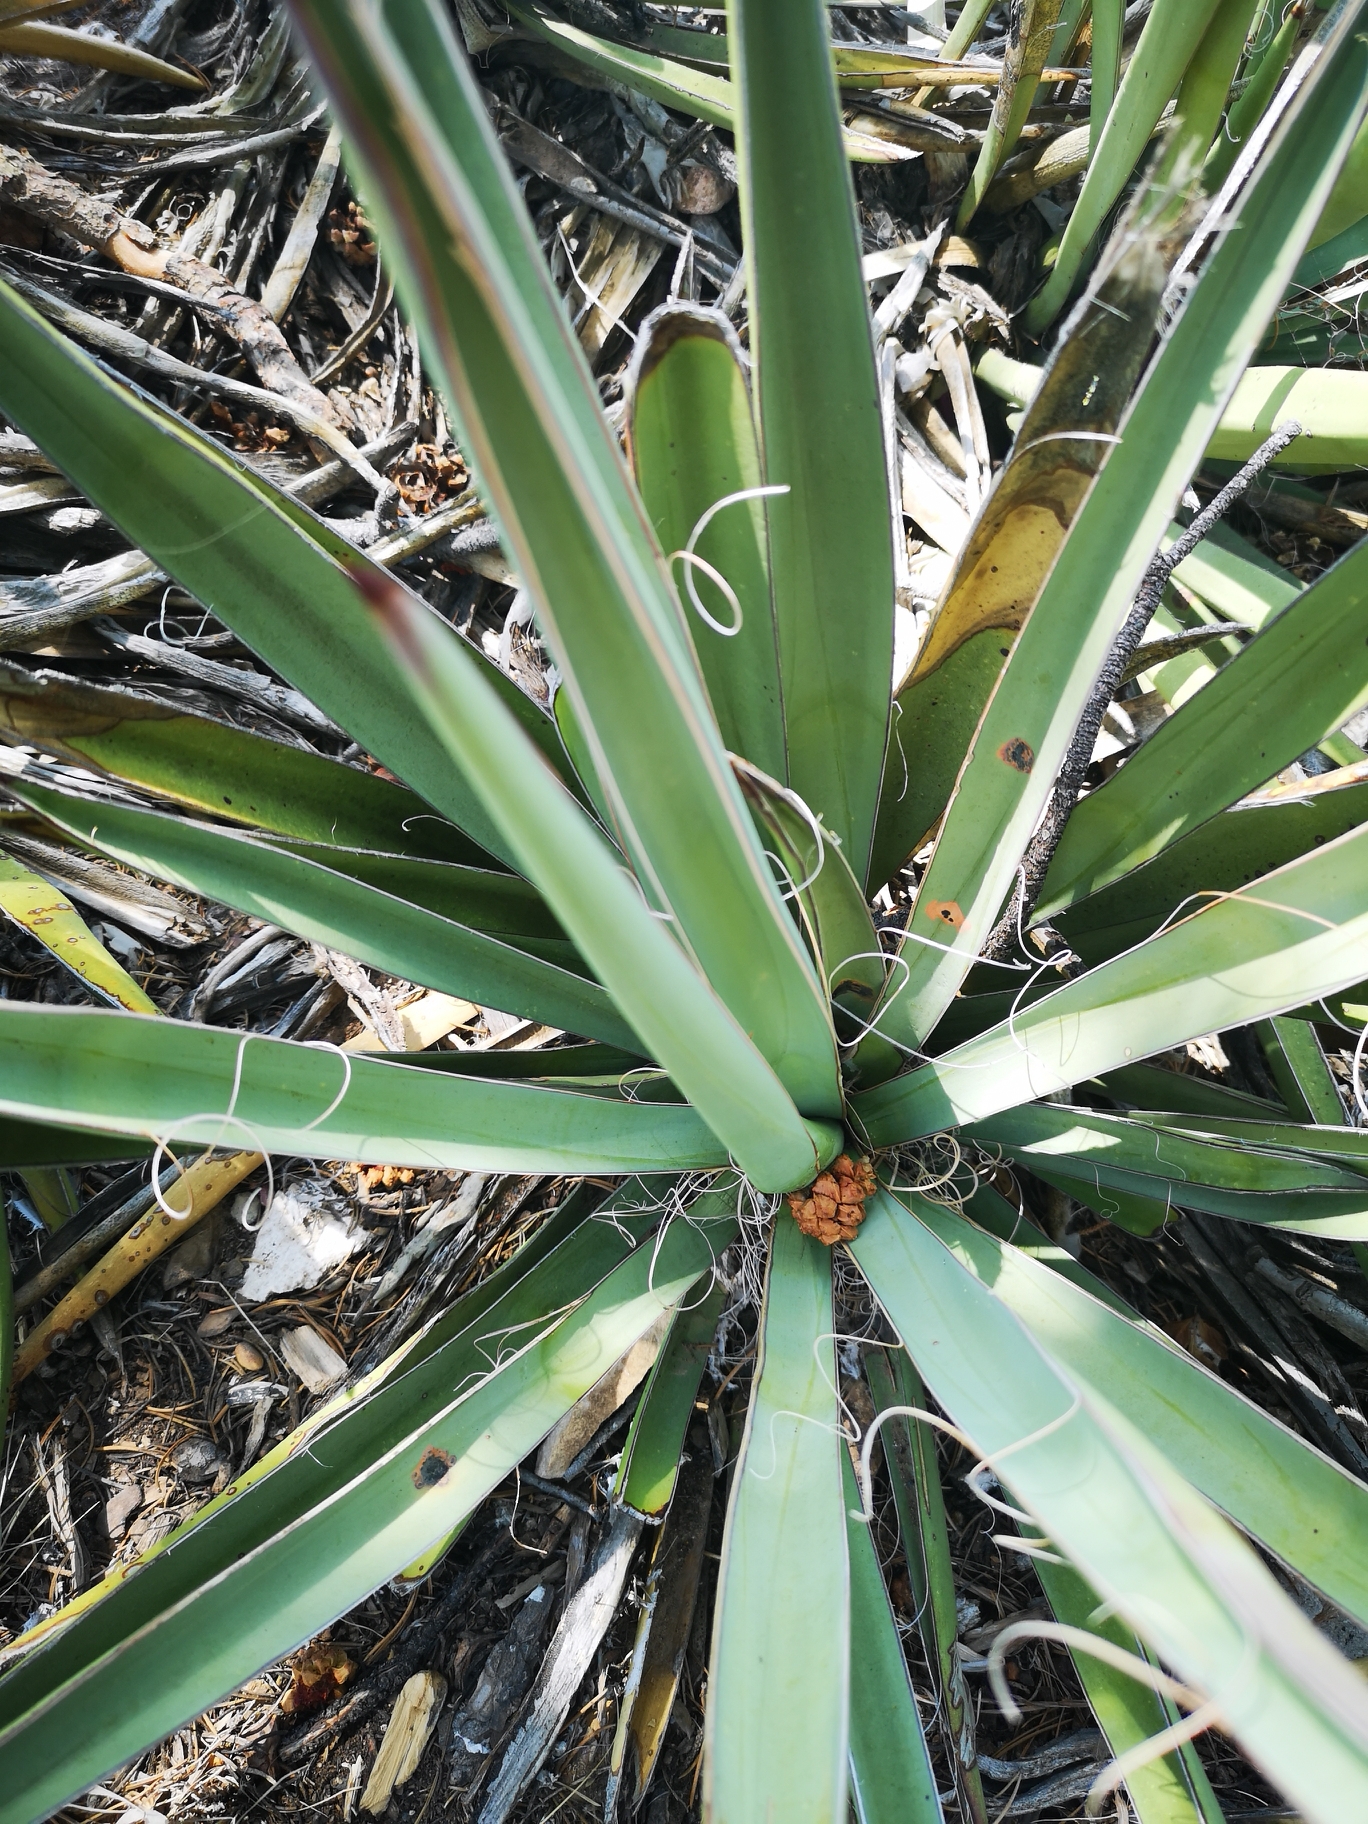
[[788, 1154, 878, 1246], [998, 737, 1035, 772], [413, 1447, 453, 1490], [923, 899, 964, 928]]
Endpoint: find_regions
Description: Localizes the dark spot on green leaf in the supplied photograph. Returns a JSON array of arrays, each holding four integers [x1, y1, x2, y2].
[[413, 1447, 453, 1489], [998, 737, 1034, 773]]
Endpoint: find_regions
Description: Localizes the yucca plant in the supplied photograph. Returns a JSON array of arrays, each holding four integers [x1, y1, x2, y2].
[[3, 0, 1368, 1820]]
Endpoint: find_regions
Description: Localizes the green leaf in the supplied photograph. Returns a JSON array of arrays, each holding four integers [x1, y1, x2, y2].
[[1052, 780, 1368, 972], [868, 21, 1368, 1053], [864, 1346, 987, 1823], [728, 0, 893, 886], [965, 1101, 1368, 1238], [350, 573, 839, 1191], [0, 1114, 150, 1167], [892, 1189, 1368, 1633], [1126, 1109, 1368, 1172], [1095, 1060, 1285, 1122], [0, 850, 155, 1013], [840, 1446, 944, 1824], [626, 305, 786, 782], [1151, 0, 1264, 192], [505, 0, 735, 127], [290, 0, 843, 1122], [852, 1188, 1368, 1824], [1207, 363, 1368, 471], [0, 663, 500, 865], [1039, 536, 1368, 917], [1089, 0, 1124, 149], [855, 820, 1368, 1143], [1203, 1, 1301, 190], [0, 1196, 731, 1824], [868, 217, 1167, 897], [1024, 0, 1227, 331], [613, 1280, 726, 1516], [14, 777, 641, 1053], [706, 1216, 849, 1823], [1258, 1016, 1347, 1125], [0, 283, 525, 871], [0, 1002, 731, 1176], [1031, 1554, 1226, 1824]]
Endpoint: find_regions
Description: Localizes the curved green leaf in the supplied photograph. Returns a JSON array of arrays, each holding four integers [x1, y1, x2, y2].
[[613, 1281, 725, 1517], [855, 819, 1368, 1142], [506, 0, 734, 127], [1039, 536, 1368, 917], [0, 1002, 729, 1175], [706, 1215, 849, 1822], [967, 1101, 1368, 1238], [852, 1189, 1368, 1824], [12, 778, 641, 1053], [0, 663, 501, 865], [728, 0, 893, 886], [290, 0, 842, 1122], [627, 305, 786, 781]]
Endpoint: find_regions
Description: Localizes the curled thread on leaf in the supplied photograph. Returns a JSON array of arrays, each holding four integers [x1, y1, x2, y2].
[[669, 548, 744, 636], [987, 1620, 1205, 1726], [1083, 1695, 1225, 1817], [671, 483, 790, 636]]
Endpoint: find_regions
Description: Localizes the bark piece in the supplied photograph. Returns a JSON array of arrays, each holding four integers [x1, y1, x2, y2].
[[446, 1581, 558, 1794], [477, 1510, 643, 1824]]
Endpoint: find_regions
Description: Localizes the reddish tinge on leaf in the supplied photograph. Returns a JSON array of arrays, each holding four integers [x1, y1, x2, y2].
[[787, 1153, 878, 1246]]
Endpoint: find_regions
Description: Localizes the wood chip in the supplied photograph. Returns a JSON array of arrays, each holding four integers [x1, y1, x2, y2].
[[279, 1324, 348, 1394], [360, 1670, 447, 1814]]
